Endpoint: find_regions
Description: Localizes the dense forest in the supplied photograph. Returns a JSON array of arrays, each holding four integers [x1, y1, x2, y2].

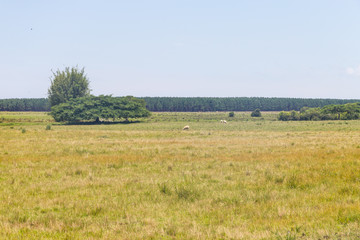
[[0, 98, 50, 111], [141, 97, 360, 112], [1, 97, 360, 112]]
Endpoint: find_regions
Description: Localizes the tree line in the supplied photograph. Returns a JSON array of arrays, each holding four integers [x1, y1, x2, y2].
[[0, 98, 50, 111], [140, 97, 360, 112], [1, 97, 360, 112]]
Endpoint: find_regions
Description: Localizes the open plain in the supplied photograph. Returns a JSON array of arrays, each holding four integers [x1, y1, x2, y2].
[[1, 112, 360, 239]]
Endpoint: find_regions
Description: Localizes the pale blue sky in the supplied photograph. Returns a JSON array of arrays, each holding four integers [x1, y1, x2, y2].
[[1, 0, 360, 99]]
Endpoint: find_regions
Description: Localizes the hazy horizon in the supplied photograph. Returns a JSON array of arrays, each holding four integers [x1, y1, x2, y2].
[[1, 1, 360, 99]]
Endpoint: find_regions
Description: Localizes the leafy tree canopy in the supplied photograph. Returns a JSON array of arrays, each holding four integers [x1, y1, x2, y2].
[[50, 95, 151, 123], [48, 67, 90, 107]]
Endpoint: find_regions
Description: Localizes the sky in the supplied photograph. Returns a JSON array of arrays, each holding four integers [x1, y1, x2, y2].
[[1, 0, 360, 99]]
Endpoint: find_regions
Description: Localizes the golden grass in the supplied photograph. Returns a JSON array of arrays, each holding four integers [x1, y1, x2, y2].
[[0, 112, 360, 239]]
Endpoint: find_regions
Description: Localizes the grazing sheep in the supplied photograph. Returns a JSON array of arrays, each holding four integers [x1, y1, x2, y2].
[[220, 120, 227, 124], [223, 120, 227, 124], [183, 125, 190, 130]]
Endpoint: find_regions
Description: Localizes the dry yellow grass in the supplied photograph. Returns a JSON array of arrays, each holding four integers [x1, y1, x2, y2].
[[0, 112, 360, 239]]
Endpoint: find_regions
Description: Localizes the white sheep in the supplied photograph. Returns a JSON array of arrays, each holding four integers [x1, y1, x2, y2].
[[220, 120, 227, 124], [183, 125, 190, 130]]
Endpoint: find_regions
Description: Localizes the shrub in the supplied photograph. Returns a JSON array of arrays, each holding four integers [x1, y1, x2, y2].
[[229, 112, 235, 117], [45, 125, 51, 130], [290, 110, 300, 120], [251, 109, 261, 117], [278, 111, 291, 121]]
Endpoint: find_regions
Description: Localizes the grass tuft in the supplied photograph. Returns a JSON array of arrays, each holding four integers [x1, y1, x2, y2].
[[158, 183, 172, 195], [286, 174, 299, 189], [175, 182, 200, 201]]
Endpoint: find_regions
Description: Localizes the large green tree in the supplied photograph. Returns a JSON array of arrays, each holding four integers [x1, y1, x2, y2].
[[50, 95, 151, 123], [48, 67, 90, 107]]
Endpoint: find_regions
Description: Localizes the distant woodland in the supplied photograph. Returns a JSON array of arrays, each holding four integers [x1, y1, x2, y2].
[[0, 97, 359, 112], [0, 98, 50, 111], [142, 97, 360, 112]]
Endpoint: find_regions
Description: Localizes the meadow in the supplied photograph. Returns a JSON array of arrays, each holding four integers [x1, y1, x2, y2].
[[0, 111, 360, 239]]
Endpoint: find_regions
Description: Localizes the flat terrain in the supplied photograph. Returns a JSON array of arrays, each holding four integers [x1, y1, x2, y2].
[[1, 112, 360, 239]]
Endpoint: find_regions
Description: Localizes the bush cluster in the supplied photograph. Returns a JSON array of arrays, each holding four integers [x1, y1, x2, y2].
[[251, 109, 261, 117], [50, 95, 150, 123], [278, 103, 360, 121]]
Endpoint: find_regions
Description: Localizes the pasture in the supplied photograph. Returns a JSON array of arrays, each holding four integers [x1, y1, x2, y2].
[[0, 111, 360, 239]]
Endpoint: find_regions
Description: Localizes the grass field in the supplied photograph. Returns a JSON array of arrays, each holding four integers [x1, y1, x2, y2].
[[1, 111, 360, 239]]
